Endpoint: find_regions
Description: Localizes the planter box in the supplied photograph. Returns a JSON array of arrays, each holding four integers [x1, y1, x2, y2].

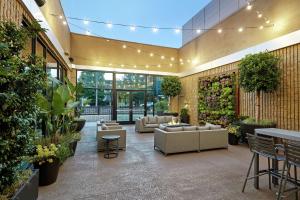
[[34, 159, 60, 186], [228, 134, 239, 145], [11, 170, 39, 200], [73, 119, 86, 132], [69, 141, 78, 156]]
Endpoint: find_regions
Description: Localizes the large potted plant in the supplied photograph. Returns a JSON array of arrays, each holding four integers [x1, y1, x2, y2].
[[0, 22, 46, 199], [180, 107, 190, 124], [161, 76, 182, 115], [154, 100, 169, 116], [227, 124, 240, 145], [32, 144, 60, 186], [238, 52, 280, 139]]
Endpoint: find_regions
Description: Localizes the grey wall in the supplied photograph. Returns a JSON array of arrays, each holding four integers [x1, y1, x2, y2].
[[182, 0, 249, 45]]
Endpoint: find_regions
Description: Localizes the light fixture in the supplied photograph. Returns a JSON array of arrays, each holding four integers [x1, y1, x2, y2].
[[266, 20, 270, 24], [157, 64, 161, 68], [96, 61, 99, 64], [171, 57, 175, 61], [238, 27, 244, 32], [121, 64, 124, 67], [109, 63, 112, 66], [192, 59, 198, 65], [59, 15, 63, 19], [145, 65, 149, 68], [122, 44, 127, 49], [130, 26, 136, 31], [133, 65, 137, 68], [106, 39, 110, 42], [152, 27, 159, 33], [179, 58, 183, 62], [169, 63, 173, 67], [258, 13, 263, 18], [187, 59, 191, 63], [86, 31, 91, 35], [180, 62, 184, 65], [137, 49, 141, 54], [259, 25, 264, 30], [63, 21, 67, 25], [246, 3, 252, 10], [150, 53, 154, 57], [217, 28, 222, 33], [107, 23, 113, 28], [83, 20, 89, 25], [196, 29, 201, 34], [161, 55, 165, 60], [174, 29, 181, 34]]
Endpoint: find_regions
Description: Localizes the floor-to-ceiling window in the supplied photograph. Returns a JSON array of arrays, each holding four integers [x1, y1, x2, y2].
[[77, 71, 113, 121], [77, 70, 168, 123]]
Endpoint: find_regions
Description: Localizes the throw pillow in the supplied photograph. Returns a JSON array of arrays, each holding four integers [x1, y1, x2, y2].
[[157, 116, 165, 124], [148, 116, 157, 124], [165, 127, 183, 132], [159, 124, 166, 130], [209, 124, 222, 130], [142, 116, 149, 125], [101, 124, 108, 130], [183, 126, 197, 131]]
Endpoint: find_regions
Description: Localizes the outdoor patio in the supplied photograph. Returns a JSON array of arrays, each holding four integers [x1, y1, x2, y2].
[[39, 123, 275, 200]]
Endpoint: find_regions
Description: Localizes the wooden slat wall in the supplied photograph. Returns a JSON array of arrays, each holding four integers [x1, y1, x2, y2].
[[0, 0, 26, 24], [180, 43, 300, 131]]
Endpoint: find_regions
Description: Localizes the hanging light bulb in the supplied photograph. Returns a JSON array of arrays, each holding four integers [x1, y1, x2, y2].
[[107, 23, 113, 29], [152, 27, 159, 33], [122, 44, 127, 49], [217, 28, 222, 33], [137, 49, 141, 54], [238, 27, 244, 32], [174, 29, 181, 34], [130, 26, 136, 31], [83, 20, 89, 25]]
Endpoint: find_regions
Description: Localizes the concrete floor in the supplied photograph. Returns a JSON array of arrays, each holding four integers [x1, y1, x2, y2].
[[39, 123, 277, 200]]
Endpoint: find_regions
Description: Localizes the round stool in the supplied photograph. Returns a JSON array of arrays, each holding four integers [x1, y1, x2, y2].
[[102, 135, 120, 159]]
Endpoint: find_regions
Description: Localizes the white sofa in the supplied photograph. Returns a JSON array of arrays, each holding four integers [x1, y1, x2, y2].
[[154, 124, 228, 155], [135, 116, 178, 133]]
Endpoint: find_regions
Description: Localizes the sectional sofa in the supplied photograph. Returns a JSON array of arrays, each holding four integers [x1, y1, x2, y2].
[[135, 115, 178, 133], [154, 124, 228, 155]]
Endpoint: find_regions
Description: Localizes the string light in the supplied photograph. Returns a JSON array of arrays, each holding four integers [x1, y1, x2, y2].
[[217, 29, 222, 33], [130, 26, 136, 31], [107, 23, 113, 28], [161, 55, 165, 60], [246, 2, 253, 10], [109, 63, 112, 66], [171, 57, 175, 61], [137, 49, 141, 54], [238, 27, 244, 32], [266, 20, 270, 24], [152, 27, 159, 33], [169, 63, 173, 67], [59, 15, 63, 19], [258, 13, 263, 18], [63, 20, 67, 25], [122, 44, 127, 49], [196, 29, 201, 34], [83, 20, 89, 25], [259, 25, 264, 30], [150, 53, 154, 57], [146, 65, 149, 68], [157, 64, 161, 68]]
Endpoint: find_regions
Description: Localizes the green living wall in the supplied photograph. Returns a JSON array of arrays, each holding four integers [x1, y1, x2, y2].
[[198, 73, 236, 127]]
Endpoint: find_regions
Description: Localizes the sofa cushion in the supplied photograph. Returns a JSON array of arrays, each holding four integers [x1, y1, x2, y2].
[[148, 116, 157, 124], [159, 124, 167, 130], [157, 116, 165, 124], [142, 116, 149, 125], [166, 127, 183, 132], [209, 124, 222, 130], [101, 124, 108, 130], [183, 126, 197, 131], [165, 116, 173, 123], [197, 126, 210, 131], [145, 124, 159, 128]]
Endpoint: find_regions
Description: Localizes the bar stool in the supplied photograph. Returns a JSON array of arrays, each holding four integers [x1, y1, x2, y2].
[[277, 140, 300, 200], [242, 133, 285, 192]]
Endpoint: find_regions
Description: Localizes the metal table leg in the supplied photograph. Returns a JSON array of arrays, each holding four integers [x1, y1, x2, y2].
[[272, 159, 279, 185], [254, 153, 260, 189]]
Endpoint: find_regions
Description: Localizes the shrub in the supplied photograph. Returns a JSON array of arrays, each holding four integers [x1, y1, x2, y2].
[[161, 76, 182, 97], [154, 100, 169, 113], [0, 22, 46, 192], [239, 52, 280, 122]]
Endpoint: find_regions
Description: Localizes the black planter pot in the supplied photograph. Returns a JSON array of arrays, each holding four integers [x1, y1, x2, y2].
[[73, 118, 86, 132], [34, 158, 60, 186], [69, 141, 78, 156], [180, 115, 190, 124], [228, 134, 239, 145], [240, 122, 276, 143], [35, 0, 46, 7], [11, 170, 39, 200]]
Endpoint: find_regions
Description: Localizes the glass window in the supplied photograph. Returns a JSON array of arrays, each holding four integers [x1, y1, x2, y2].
[[116, 73, 145, 89], [147, 75, 154, 90], [46, 51, 58, 79], [36, 40, 44, 58], [77, 71, 113, 89]]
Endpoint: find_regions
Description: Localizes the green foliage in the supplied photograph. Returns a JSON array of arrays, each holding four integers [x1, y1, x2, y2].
[[180, 108, 189, 117], [198, 74, 236, 126], [0, 170, 32, 200], [161, 76, 182, 97], [227, 124, 241, 137], [242, 117, 274, 126], [154, 100, 169, 113], [0, 22, 47, 192], [37, 77, 80, 136], [239, 52, 280, 93]]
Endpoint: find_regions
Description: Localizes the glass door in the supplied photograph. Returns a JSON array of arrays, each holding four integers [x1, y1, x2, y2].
[[117, 91, 130, 122], [131, 91, 145, 121], [116, 91, 145, 123]]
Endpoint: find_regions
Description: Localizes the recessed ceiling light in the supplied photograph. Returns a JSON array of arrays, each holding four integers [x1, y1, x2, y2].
[[161, 55, 165, 60], [137, 49, 141, 53], [63, 21, 67, 25], [150, 53, 154, 57], [238, 27, 244, 32], [107, 23, 113, 28], [83, 20, 89, 25], [196, 29, 201, 34], [122, 44, 127, 49], [217, 29, 222, 33], [258, 13, 263, 18], [174, 29, 181, 34], [259, 25, 264, 30]]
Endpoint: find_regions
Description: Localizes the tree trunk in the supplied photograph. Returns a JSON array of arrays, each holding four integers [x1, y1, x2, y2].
[[255, 90, 261, 122]]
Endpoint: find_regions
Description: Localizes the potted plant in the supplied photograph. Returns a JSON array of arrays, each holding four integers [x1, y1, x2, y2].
[[227, 124, 241, 145], [32, 144, 60, 186], [0, 21, 46, 199], [180, 107, 190, 124], [239, 52, 280, 139], [154, 100, 169, 116], [161, 76, 182, 110]]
